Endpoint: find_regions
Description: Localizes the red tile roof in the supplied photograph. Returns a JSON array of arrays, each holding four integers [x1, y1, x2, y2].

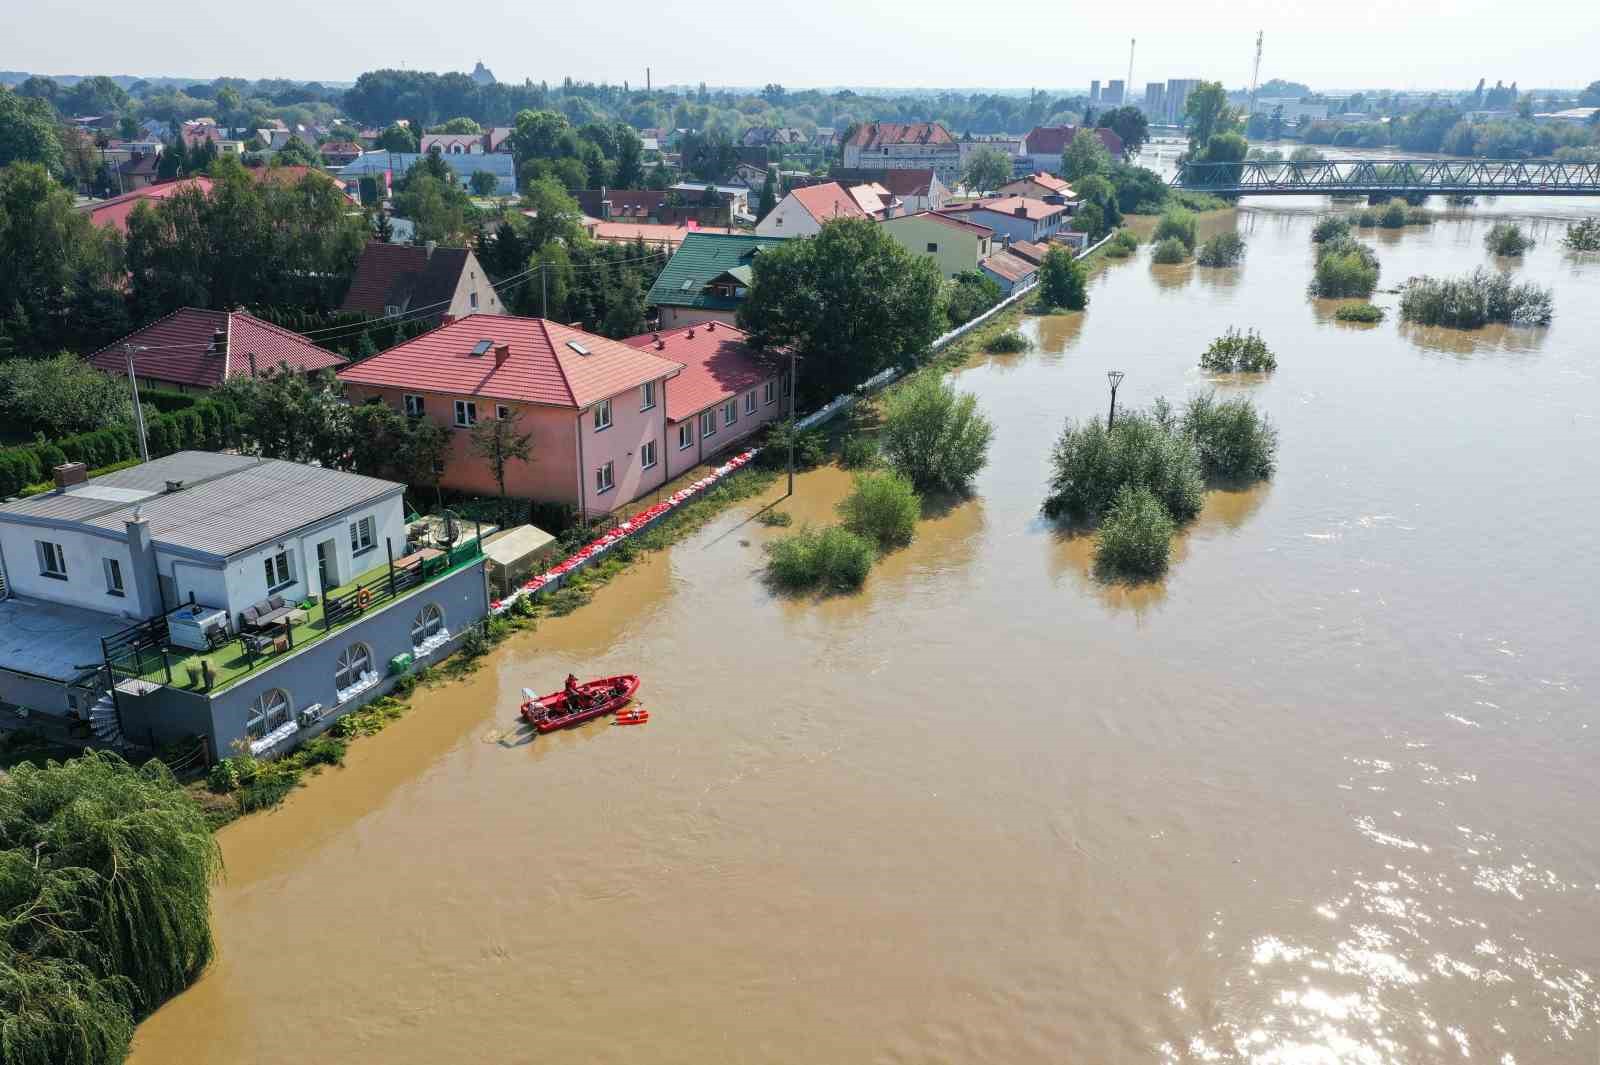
[[88, 308, 345, 390], [789, 182, 868, 224], [1023, 126, 1124, 158], [844, 122, 955, 149], [1005, 171, 1072, 195], [832, 168, 939, 198], [980, 249, 1037, 284], [620, 323, 780, 422], [590, 221, 693, 248], [905, 210, 994, 236], [1007, 240, 1050, 265], [339, 314, 683, 409], [80, 178, 214, 234]]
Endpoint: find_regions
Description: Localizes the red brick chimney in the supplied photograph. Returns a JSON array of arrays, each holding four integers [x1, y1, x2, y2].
[[439, 313, 456, 326], [494, 342, 510, 367], [53, 462, 88, 489]]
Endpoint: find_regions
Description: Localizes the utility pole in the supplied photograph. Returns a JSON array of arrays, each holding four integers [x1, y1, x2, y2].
[[1249, 31, 1264, 116], [540, 262, 548, 318], [787, 351, 798, 496], [1126, 39, 1136, 107], [1106, 370, 1125, 430], [124, 344, 150, 462]]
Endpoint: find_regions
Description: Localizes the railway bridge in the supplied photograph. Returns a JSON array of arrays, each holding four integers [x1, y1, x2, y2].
[[1171, 158, 1600, 197]]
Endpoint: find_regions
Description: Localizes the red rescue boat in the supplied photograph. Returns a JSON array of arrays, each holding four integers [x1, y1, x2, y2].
[[520, 675, 641, 733]]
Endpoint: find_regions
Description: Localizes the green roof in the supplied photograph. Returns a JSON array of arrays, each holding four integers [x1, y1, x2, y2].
[[646, 232, 788, 310]]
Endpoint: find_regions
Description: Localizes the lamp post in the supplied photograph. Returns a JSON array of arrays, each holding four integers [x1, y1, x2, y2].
[[1106, 370, 1125, 430], [124, 344, 150, 462]]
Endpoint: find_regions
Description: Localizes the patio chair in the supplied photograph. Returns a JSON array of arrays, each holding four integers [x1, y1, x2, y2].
[[242, 632, 275, 656]]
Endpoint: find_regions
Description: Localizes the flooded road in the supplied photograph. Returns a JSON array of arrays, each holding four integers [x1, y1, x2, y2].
[[132, 194, 1600, 1064]]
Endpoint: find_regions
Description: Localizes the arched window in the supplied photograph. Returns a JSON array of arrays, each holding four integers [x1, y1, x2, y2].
[[335, 643, 373, 691], [411, 604, 445, 648], [245, 689, 292, 739]]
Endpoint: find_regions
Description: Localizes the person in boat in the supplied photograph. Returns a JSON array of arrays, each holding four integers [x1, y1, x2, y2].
[[564, 673, 587, 709]]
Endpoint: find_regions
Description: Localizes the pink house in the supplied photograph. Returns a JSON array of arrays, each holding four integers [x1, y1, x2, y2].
[[338, 315, 684, 518], [620, 322, 790, 481]]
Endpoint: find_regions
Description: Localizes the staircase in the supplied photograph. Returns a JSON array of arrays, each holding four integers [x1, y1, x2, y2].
[[88, 693, 127, 749]]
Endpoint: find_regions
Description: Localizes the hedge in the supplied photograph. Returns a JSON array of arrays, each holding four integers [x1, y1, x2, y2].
[[0, 396, 237, 497]]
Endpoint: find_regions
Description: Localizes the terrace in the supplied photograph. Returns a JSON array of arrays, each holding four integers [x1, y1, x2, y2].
[[105, 536, 486, 696]]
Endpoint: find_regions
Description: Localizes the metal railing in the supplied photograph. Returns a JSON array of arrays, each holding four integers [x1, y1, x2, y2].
[[1173, 158, 1600, 196]]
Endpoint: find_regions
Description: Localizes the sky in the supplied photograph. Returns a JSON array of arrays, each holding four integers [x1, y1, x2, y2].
[[8, 0, 1599, 92]]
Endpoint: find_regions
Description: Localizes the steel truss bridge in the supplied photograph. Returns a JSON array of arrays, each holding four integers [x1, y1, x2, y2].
[[1171, 158, 1600, 197]]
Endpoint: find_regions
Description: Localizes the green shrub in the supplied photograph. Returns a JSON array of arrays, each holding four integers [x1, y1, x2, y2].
[[236, 766, 301, 811], [1309, 237, 1380, 298], [838, 435, 880, 469], [1311, 215, 1351, 244], [756, 509, 793, 527], [461, 624, 489, 657], [1484, 222, 1534, 257], [880, 375, 994, 495], [1150, 237, 1189, 264], [986, 330, 1032, 353], [1399, 268, 1554, 328], [1194, 232, 1246, 267], [1111, 228, 1140, 251], [1334, 302, 1385, 323], [1563, 218, 1600, 251], [1199, 328, 1277, 373], [1042, 406, 1204, 523], [299, 736, 348, 767], [764, 525, 876, 592], [1380, 201, 1409, 228], [1180, 392, 1278, 480], [1093, 485, 1176, 579], [837, 471, 920, 549], [207, 758, 240, 793], [1037, 247, 1089, 310], [755, 419, 827, 471], [1350, 207, 1380, 228], [1153, 207, 1198, 251], [944, 269, 1004, 327], [1103, 244, 1132, 259]]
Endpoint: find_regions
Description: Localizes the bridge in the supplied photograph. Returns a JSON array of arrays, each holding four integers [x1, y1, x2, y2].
[[1171, 158, 1600, 197]]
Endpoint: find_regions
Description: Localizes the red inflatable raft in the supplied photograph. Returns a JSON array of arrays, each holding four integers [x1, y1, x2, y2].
[[520, 675, 641, 733]]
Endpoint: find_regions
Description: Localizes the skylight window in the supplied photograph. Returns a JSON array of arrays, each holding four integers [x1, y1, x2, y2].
[[470, 339, 493, 356], [566, 340, 590, 356]]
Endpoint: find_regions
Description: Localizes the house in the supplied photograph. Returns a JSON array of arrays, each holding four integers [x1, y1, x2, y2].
[[669, 182, 751, 219], [742, 127, 807, 149], [575, 188, 728, 226], [338, 315, 684, 518], [831, 167, 949, 213], [937, 196, 1071, 244], [998, 172, 1075, 204], [341, 241, 504, 325], [1019, 126, 1125, 172], [733, 162, 769, 198], [1006, 240, 1051, 266], [621, 323, 788, 479], [336, 151, 518, 196], [79, 178, 216, 234], [0, 452, 488, 756], [879, 211, 996, 279], [979, 248, 1039, 294], [589, 220, 698, 251], [840, 122, 962, 184], [421, 133, 489, 155], [88, 308, 345, 393], [645, 232, 787, 329], [755, 181, 876, 237], [319, 140, 365, 166]]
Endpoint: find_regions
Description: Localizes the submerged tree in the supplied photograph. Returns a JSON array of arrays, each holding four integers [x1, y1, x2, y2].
[[469, 412, 535, 525]]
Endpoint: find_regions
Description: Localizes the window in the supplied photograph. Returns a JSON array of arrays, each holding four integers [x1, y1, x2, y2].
[[926, 242, 939, 253], [744, 391, 757, 415], [723, 400, 737, 427], [640, 380, 656, 411], [104, 558, 124, 597], [593, 398, 612, 431], [245, 688, 292, 740], [781, 372, 792, 397], [384, 304, 400, 317], [334, 643, 373, 691], [264, 548, 292, 591], [410, 604, 445, 648], [595, 461, 615, 494], [764, 380, 776, 405], [640, 441, 657, 470], [678, 422, 694, 450], [469, 291, 479, 309], [37, 540, 66, 579], [454, 400, 477, 427], [700, 410, 717, 438], [497, 404, 512, 421], [774, 215, 782, 226], [403, 394, 425, 417], [350, 516, 376, 555]]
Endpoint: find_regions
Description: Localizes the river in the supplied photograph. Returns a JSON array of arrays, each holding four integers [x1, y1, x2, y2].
[[131, 188, 1600, 1064]]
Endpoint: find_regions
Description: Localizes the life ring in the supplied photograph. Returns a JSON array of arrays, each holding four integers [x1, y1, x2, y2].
[[356, 587, 373, 610]]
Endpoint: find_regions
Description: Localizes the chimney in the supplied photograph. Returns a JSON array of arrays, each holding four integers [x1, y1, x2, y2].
[[1014, 205, 1028, 217], [425, 240, 438, 259], [124, 513, 161, 618], [707, 321, 716, 331], [494, 342, 510, 367], [53, 462, 88, 489], [687, 326, 695, 338], [440, 313, 456, 326]]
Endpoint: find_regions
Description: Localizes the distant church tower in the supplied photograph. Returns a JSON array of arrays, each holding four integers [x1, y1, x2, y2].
[[470, 61, 496, 87]]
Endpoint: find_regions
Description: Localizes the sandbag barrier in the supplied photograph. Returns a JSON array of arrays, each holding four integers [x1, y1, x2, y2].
[[490, 449, 759, 615]]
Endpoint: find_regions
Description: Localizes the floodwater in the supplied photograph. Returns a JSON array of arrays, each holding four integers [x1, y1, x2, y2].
[[132, 192, 1600, 1064]]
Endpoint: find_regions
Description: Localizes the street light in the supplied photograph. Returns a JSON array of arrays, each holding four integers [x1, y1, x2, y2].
[[1106, 370, 1125, 430], [124, 344, 150, 462]]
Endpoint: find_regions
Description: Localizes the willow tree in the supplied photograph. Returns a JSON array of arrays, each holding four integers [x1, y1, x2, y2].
[[0, 751, 222, 1065]]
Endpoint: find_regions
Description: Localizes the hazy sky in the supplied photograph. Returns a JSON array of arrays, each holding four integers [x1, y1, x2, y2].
[[10, 0, 1599, 91]]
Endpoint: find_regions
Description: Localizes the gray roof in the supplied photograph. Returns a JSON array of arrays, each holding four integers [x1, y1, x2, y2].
[[0, 452, 403, 560], [0, 596, 130, 683]]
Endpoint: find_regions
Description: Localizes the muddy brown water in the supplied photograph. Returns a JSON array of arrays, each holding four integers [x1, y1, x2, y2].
[[132, 196, 1600, 1064]]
